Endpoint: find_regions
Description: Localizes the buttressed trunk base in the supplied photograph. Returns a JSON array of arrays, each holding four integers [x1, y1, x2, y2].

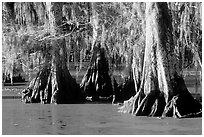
[[118, 2, 201, 118], [80, 43, 117, 102]]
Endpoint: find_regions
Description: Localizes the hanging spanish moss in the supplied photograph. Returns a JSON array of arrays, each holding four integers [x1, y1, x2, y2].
[[3, 2, 202, 118]]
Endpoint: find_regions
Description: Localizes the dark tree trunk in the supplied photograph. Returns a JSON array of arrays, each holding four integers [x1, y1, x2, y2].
[[21, 3, 84, 104], [119, 2, 201, 118], [80, 43, 117, 102], [113, 72, 136, 104], [52, 37, 84, 104]]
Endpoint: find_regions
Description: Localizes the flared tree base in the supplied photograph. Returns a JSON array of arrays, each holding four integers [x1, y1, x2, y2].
[[80, 46, 117, 103], [21, 67, 85, 104], [113, 76, 136, 104], [118, 76, 202, 118]]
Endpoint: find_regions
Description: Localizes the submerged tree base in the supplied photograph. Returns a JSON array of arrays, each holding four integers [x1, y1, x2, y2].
[[118, 75, 202, 118], [113, 75, 136, 104], [80, 45, 117, 103], [117, 2, 202, 118], [21, 67, 85, 104]]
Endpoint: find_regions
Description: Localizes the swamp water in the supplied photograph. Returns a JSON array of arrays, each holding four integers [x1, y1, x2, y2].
[[2, 98, 202, 135]]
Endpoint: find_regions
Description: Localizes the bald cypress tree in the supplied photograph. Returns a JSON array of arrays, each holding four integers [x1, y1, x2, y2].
[[3, 2, 84, 104], [119, 2, 201, 118], [80, 3, 116, 102]]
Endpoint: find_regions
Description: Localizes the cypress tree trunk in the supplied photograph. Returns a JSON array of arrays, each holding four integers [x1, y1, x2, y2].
[[21, 2, 84, 104], [119, 2, 201, 118], [80, 3, 116, 102], [80, 43, 116, 102], [50, 3, 84, 104], [21, 54, 51, 103]]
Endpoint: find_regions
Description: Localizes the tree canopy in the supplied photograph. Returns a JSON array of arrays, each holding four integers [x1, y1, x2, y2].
[[2, 2, 201, 75]]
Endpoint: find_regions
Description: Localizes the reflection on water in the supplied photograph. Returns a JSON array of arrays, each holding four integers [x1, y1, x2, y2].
[[2, 99, 202, 135]]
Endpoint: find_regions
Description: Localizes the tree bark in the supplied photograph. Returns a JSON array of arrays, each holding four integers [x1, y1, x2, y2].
[[21, 2, 84, 104], [80, 43, 116, 102], [119, 2, 201, 118], [79, 3, 116, 102], [91, 2, 99, 51]]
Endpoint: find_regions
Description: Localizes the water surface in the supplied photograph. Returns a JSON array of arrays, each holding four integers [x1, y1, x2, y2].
[[2, 99, 202, 135]]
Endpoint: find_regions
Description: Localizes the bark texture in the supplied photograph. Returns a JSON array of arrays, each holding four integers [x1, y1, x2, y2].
[[21, 3, 84, 104], [119, 2, 202, 118], [21, 51, 84, 104], [80, 43, 116, 102]]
